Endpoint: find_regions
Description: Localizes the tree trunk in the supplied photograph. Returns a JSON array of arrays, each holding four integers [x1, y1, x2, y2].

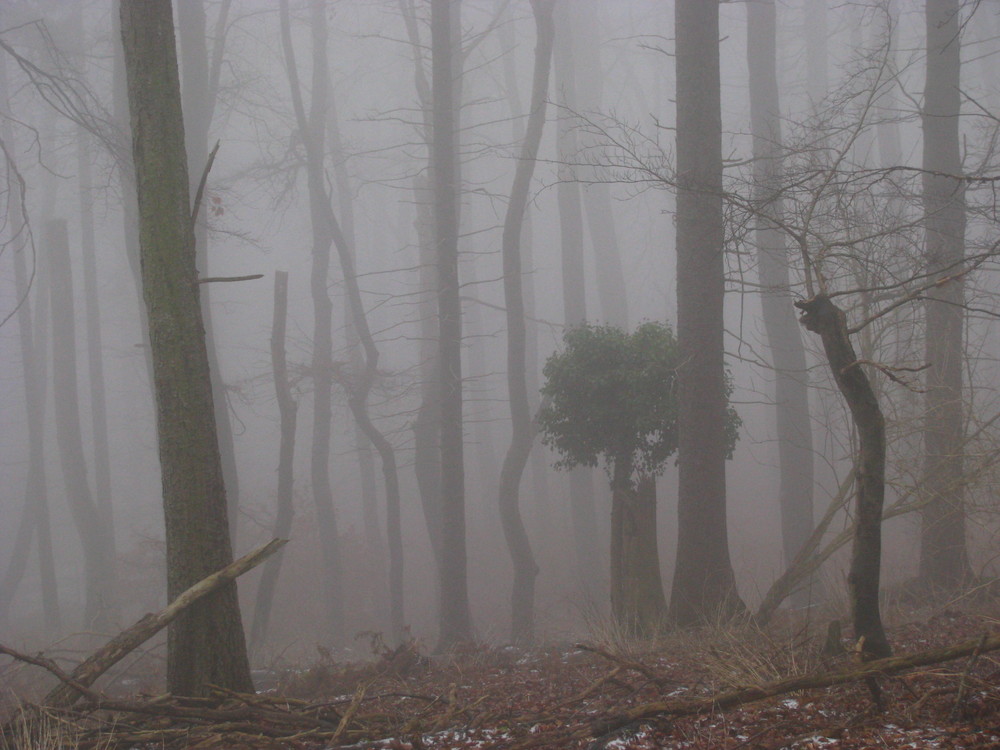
[[279, 0, 344, 641], [48, 219, 117, 629], [746, 0, 817, 609], [177, 0, 241, 544], [610, 463, 667, 636], [431, 0, 473, 650], [250, 271, 297, 654], [497, 0, 553, 644], [119, 0, 253, 694], [670, 0, 743, 625], [919, 0, 970, 590], [553, 1, 602, 602], [0, 49, 60, 631], [795, 295, 891, 659]]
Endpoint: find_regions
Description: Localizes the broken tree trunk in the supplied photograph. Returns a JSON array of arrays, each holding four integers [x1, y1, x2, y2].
[[42, 538, 286, 708]]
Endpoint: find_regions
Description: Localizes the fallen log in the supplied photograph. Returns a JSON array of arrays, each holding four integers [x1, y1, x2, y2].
[[37, 538, 286, 708], [586, 629, 1000, 739]]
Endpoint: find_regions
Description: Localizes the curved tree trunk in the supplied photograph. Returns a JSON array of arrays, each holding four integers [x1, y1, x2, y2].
[[795, 295, 891, 659], [279, 0, 344, 641], [496, 0, 554, 644]]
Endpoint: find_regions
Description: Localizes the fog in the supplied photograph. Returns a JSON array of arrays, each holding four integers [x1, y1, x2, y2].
[[2, 0, 999, 668]]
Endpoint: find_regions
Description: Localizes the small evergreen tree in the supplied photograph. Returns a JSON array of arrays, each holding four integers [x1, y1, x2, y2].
[[538, 322, 739, 632]]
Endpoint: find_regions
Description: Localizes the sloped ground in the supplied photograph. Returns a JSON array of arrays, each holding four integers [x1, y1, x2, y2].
[[3, 606, 999, 749]]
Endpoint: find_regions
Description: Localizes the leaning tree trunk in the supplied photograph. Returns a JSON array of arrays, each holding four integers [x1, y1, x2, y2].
[[496, 0, 554, 644], [920, 0, 970, 590], [670, 0, 744, 625], [795, 295, 891, 659], [250, 271, 297, 653], [119, 0, 253, 695], [747, 0, 817, 609]]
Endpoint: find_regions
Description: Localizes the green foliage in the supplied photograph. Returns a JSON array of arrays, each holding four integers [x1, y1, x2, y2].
[[538, 322, 740, 479]]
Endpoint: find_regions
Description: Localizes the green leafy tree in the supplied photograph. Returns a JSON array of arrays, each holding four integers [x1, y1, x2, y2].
[[538, 322, 739, 633]]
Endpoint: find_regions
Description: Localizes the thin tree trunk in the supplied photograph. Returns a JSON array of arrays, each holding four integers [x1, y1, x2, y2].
[[250, 271, 297, 654], [279, 0, 343, 640], [795, 295, 891, 659], [920, 0, 970, 589], [120, 0, 253, 694], [0, 49, 60, 630], [496, 0, 553, 644], [432, 0, 472, 650], [746, 0, 817, 609], [48, 219, 117, 629], [670, 0, 744, 625]]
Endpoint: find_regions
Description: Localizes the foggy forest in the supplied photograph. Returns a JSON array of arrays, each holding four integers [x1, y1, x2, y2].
[[3, 0, 1000, 747]]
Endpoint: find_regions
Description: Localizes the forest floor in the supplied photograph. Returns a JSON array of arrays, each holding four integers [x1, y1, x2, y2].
[[3, 602, 1000, 748]]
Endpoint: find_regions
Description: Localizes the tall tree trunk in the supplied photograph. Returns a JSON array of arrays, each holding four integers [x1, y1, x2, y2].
[[250, 271, 297, 654], [805, 0, 829, 105], [794, 295, 891, 659], [279, 0, 344, 641], [177, 0, 241, 544], [48, 219, 117, 629], [329, 81, 405, 643], [0, 117, 60, 630], [497, 0, 553, 644], [670, 0, 744, 625], [553, 1, 602, 603], [920, 0, 970, 589], [119, 0, 253, 694], [432, 0, 473, 650], [746, 0, 817, 609]]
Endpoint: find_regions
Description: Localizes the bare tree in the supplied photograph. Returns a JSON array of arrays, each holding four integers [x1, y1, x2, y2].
[[919, 0, 971, 589]]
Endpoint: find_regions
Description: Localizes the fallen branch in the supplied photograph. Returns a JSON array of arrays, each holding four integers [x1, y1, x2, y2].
[[40, 538, 287, 708], [586, 630, 1000, 739]]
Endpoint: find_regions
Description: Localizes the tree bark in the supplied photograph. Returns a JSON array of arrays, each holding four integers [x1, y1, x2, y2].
[[119, 0, 253, 694], [670, 0, 743, 625], [920, 0, 970, 589], [795, 295, 891, 659], [746, 0, 817, 609]]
